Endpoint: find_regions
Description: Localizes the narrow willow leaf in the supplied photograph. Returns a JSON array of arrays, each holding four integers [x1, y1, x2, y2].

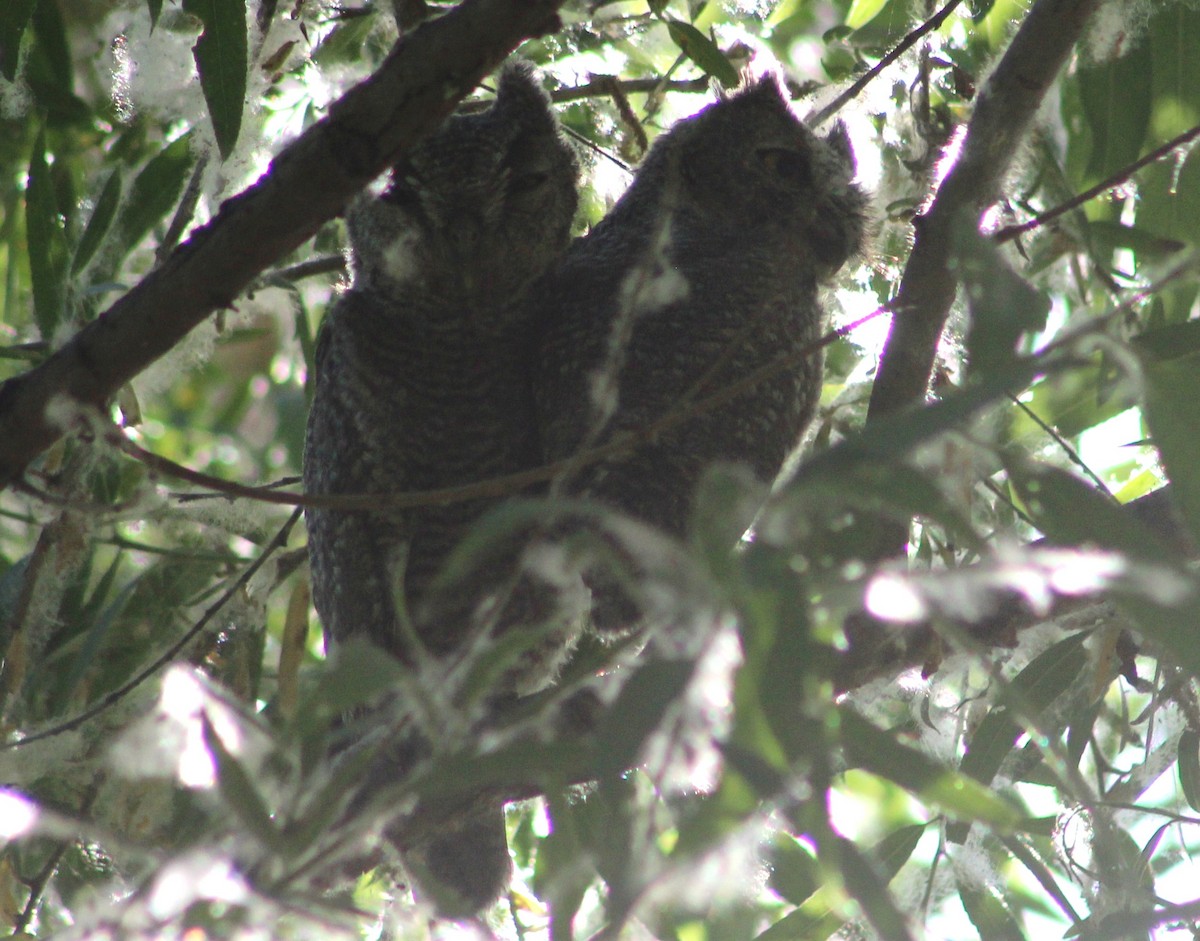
[[845, 0, 889, 29], [182, 0, 247, 159], [596, 658, 695, 780], [1008, 463, 1175, 564], [666, 20, 738, 88], [767, 834, 820, 906], [840, 707, 1022, 828], [959, 882, 1025, 941], [31, 0, 71, 90], [959, 632, 1089, 789], [71, 168, 122, 274], [1142, 353, 1200, 550], [756, 826, 924, 941], [795, 354, 1045, 487], [0, 0, 38, 82], [1076, 40, 1151, 183], [201, 713, 280, 851], [873, 823, 927, 880], [114, 134, 196, 262], [276, 577, 309, 719], [147, 0, 164, 31], [537, 793, 592, 941], [1179, 729, 1200, 812], [955, 219, 1051, 379], [1009, 462, 1200, 678], [311, 635, 406, 717], [25, 129, 68, 339], [837, 837, 916, 941]]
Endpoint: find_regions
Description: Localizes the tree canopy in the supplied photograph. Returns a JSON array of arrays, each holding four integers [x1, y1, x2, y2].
[[2, 0, 1200, 939]]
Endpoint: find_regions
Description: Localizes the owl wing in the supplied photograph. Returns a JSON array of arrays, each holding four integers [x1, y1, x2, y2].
[[303, 293, 411, 657]]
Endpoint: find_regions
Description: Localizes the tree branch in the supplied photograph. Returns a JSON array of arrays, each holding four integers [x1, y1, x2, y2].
[[866, 0, 1104, 415], [0, 0, 567, 493], [862, 0, 1104, 556]]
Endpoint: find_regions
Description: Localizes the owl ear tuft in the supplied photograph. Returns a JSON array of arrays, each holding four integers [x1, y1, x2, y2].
[[492, 62, 555, 130], [824, 120, 856, 173]]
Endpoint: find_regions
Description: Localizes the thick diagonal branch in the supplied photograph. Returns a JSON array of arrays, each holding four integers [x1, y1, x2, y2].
[[866, 0, 1102, 422], [0, 0, 566, 492], [861, 0, 1102, 560]]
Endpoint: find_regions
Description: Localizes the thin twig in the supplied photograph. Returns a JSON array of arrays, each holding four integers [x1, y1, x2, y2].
[[114, 306, 894, 512], [155, 155, 210, 267], [0, 508, 302, 751], [550, 75, 709, 104], [1008, 392, 1115, 500], [809, 0, 965, 127], [259, 254, 347, 285], [13, 784, 101, 933], [994, 121, 1200, 243]]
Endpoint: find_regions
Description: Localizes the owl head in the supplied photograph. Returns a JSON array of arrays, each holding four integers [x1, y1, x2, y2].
[[346, 63, 579, 313], [636, 77, 867, 277]]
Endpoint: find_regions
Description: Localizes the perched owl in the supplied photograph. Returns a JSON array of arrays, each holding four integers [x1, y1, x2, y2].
[[532, 78, 867, 631], [303, 63, 579, 913]]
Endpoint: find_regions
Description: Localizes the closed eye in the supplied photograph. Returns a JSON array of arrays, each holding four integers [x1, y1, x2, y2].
[[757, 147, 811, 186]]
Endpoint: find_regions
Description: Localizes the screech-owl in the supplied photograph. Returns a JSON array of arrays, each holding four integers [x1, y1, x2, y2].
[[532, 77, 867, 631], [302, 63, 578, 914]]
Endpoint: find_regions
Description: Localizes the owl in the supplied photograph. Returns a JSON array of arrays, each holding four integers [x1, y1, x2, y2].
[[532, 77, 867, 631], [303, 63, 579, 914]]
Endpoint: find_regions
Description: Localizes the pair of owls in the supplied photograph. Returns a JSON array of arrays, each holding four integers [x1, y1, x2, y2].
[[303, 62, 866, 915]]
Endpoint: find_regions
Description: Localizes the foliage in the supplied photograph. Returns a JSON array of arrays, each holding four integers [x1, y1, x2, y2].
[[2, 0, 1200, 939]]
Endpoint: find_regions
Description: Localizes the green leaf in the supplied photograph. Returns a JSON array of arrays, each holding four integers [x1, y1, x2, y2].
[[1147, 3, 1200, 141], [31, 0, 70, 91], [837, 837, 917, 941], [147, 0, 164, 31], [1179, 729, 1200, 813], [114, 133, 197, 262], [71, 168, 122, 275], [1141, 352, 1200, 549], [61, 569, 136, 704], [848, 0, 917, 48], [1138, 150, 1200, 261], [201, 712, 281, 851], [958, 632, 1089, 788], [280, 734, 381, 859], [1009, 464, 1176, 564], [0, 0, 37, 81], [954, 218, 1051, 379], [310, 635, 406, 718], [840, 707, 1022, 828], [596, 658, 695, 780], [959, 882, 1025, 941], [1011, 463, 1200, 680], [25, 128, 69, 339], [873, 823, 927, 880], [182, 0, 248, 160], [537, 792, 593, 941], [666, 20, 739, 88], [845, 0, 889, 29], [758, 826, 926, 941], [767, 834, 820, 905], [1076, 39, 1152, 183], [1086, 220, 1186, 264], [1134, 321, 1200, 364]]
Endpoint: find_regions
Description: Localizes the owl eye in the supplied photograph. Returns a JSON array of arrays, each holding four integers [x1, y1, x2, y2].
[[757, 147, 811, 185], [509, 170, 550, 194]]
